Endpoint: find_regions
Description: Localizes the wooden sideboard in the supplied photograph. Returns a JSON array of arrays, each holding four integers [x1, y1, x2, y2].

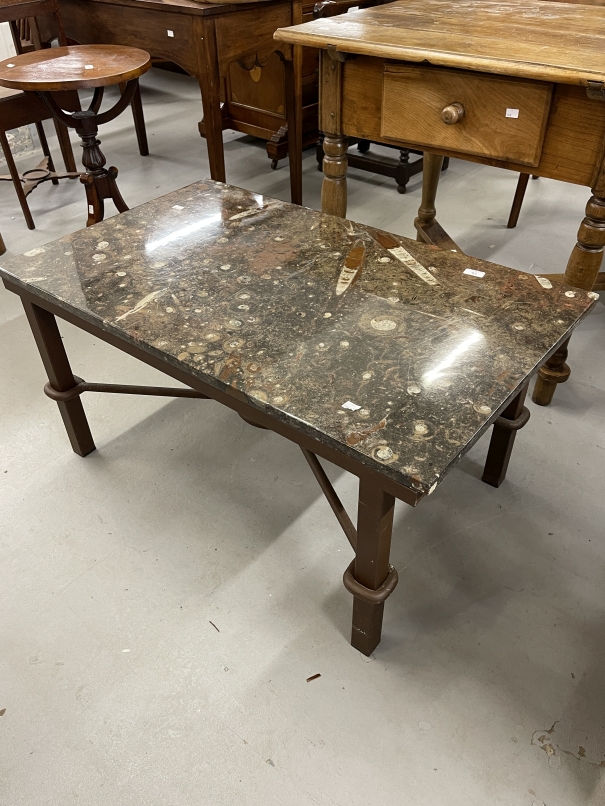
[[58, 0, 354, 172]]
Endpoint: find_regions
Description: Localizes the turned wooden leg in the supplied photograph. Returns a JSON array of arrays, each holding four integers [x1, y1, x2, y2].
[[507, 173, 530, 229], [414, 153, 461, 250], [395, 149, 411, 194], [532, 338, 571, 406], [343, 476, 397, 655], [415, 152, 444, 240], [533, 192, 605, 405], [21, 300, 95, 456], [561, 194, 605, 288], [316, 132, 324, 171], [321, 134, 348, 217], [319, 49, 347, 217], [482, 383, 530, 487]]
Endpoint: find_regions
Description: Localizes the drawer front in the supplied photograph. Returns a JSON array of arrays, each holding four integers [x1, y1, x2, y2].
[[381, 65, 553, 167]]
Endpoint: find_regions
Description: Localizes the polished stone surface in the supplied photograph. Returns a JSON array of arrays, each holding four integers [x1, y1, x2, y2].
[[0, 180, 596, 494]]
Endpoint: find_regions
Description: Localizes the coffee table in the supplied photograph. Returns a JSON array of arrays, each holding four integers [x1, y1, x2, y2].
[[0, 45, 151, 226], [0, 180, 596, 654]]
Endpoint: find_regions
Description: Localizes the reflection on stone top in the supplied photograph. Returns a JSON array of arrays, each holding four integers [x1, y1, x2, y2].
[[0, 180, 596, 494]]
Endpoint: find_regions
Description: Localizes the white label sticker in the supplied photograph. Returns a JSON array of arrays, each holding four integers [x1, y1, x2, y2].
[[167, 29, 174, 36], [463, 268, 485, 278], [506, 108, 519, 118], [342, 400, 362, 411], [84, 64, 94, 69], [535, 276, 553, 289], [389, 247, 438, 285], [88, 204, 94, 214]]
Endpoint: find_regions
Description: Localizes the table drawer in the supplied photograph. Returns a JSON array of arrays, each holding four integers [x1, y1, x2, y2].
[[381, 65, 553, 167]]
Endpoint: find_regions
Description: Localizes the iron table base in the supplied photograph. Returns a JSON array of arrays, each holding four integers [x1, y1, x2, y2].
[[12, 291, 530, 656]]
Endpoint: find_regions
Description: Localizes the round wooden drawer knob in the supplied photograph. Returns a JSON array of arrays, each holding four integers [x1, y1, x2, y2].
[[441, 102, 465, 124]]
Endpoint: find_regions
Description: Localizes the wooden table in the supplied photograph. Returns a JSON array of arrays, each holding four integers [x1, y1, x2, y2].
[[276, 0, 605, 405], [57, 0, 309, 204], [0, 44, 151, 226], [0, 180, 595, 654]]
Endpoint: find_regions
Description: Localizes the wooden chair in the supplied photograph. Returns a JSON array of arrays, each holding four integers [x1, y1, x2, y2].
[[0, 0, 148, 229], [0, 83, 81, 229]]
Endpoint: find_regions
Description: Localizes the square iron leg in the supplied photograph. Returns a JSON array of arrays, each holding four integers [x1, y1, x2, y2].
[[482, 383, 530, 488], [22, 299, 95, 457], [348, 476, 396, 655]]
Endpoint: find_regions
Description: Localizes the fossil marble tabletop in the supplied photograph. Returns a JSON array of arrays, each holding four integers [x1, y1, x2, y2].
[[0, 180, 596, 496]]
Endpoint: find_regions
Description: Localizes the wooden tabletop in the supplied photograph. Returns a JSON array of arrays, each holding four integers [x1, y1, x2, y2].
[[0, 45, 151, 92], [275, 0, 605, 85]]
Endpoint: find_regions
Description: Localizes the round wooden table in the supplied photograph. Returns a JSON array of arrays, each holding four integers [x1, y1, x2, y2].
[[0, 45, 151, 226]]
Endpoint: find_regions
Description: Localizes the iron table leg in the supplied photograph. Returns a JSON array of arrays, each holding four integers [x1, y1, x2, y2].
[[348, 476, 396, 655], [22, 300, 95, 457]]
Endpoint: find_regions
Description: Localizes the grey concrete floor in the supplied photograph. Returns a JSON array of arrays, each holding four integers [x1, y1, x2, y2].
[[1, 68, 604, 806]]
